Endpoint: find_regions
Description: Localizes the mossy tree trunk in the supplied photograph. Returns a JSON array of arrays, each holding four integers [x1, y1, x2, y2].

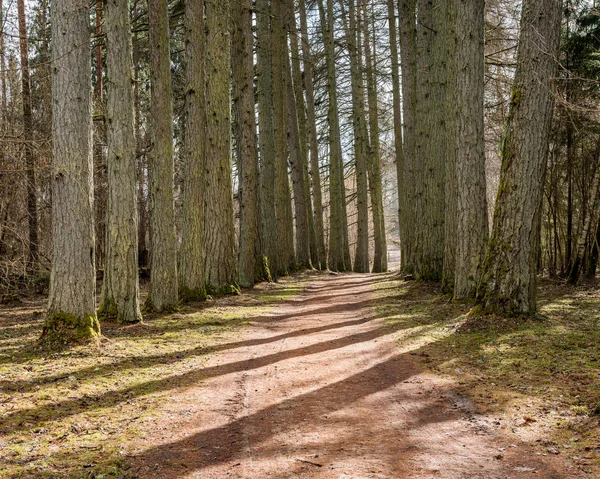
[[204, 0, 238, 294], [477, 0, 561, 314], [41, 0, 100, 346], [256, 0, 278, 279], [99, 0, 142, 324], [233, 0, 259, 287], [453, 0, 488, 300], [179, 0, 207, 302], [299, 0, 327, 270], [147, 0, 178, 312]]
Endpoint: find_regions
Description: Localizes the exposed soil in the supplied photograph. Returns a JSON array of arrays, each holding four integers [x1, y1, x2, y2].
[[127, 273, 573, 478]]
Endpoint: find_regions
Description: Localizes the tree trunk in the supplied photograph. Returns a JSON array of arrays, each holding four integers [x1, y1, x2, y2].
[[204, 0, 238, 294], [299, 0, 327, 269], [233, 0, 259, 287], [256, 0, 278, 280], [17, 0, 39, 272], [442, 0, 457, 292], [41, 0, 100, 346], [272, 0, 296, 275], [287, 0, 315, 270], [147, 0, 178, 311], [179, 0, 207, 301], [339, 0, 369, 273], [453, 0, 488, 300], [397, 0, 417, 273], [477, 0, 562, 314], [99, 0, 142, 324], [415, 0, 447, 281], [387, 0, 404, 270], [363, 0, 387, 273], [318, 0, 351, 272]]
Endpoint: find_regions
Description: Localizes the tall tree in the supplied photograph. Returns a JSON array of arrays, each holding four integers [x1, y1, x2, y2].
[[256, 0, 278, 279], [147, 0, 178, 311], [179, 0, 207, 301], [287, 0, 314, 270], [204, 0, 238, 293], [98, 0, 142, 323], [363, 0, 387, 272], [387, 0, 404, 268], [339, 0, 369, 273], [318, 0, 351, 271], [272, 0, 296, 275], [398, 0, 417, 273], [233, 0, 259, 287], [299, 0, 326, 270], [453, 0, 488, 300], [41, 0, 100, 345], [477, 0, 562, 314], [17, 0, 38, 272], [415, 0, 447, 281]]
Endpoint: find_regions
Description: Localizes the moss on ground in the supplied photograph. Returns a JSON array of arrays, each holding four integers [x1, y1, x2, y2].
[[374, 275, 600, 476], [0, 275, 307, 478]]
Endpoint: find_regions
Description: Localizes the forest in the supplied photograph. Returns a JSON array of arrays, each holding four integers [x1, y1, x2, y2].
[[1, 0, 600, 477]]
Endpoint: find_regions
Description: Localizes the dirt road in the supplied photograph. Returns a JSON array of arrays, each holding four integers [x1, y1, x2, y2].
[[130, 273, 571, 478]]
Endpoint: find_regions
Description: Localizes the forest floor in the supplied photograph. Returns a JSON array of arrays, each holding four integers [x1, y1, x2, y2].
[[1, 267, 600, 478]]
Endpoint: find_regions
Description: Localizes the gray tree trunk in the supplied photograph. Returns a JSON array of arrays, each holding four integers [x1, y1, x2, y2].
[[299, 0, 327, 269], [17, 0, 38, 272], [453, 0, 488, 300], [256, 0, 278, 279], [233, 0, 259, 287], [204, 0, 238, 294], [147, 0, 178, 312], [398, 0, 417, 273], [387, 0, 404, 270], [179, 0, 207, 302], [41, 0, 100, 346], [363, 0, 387, 273], [477, 0, 562, 314], [339, 0, 369, 273], [318, 0, 351, 272], [415, 0, 447, 281], [99, 0, 142, 324]]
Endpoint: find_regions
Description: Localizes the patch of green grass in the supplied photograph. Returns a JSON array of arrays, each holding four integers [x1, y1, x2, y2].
[[0, 275, 307, 478]]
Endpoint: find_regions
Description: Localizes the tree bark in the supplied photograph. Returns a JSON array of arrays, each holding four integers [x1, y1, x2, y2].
[[179, 0, 207, 301], [453, 0, 488, 300], [17, 0, 39, 272], [299, 0, 327, 269], [204, 0, 238, 293], [477, 0, 562, 314], [41, 0, 100, 346], [233, 0, 259, 287], [397, 0, 417, 273], [387, 0, 404, 269], [362, 0, 387, 273], [339, 0, 369, 273], [99, 0, 142, 324], [318, 0, 351, 271], [272, 0, 296, 275], [147, 0, 178, 311]]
